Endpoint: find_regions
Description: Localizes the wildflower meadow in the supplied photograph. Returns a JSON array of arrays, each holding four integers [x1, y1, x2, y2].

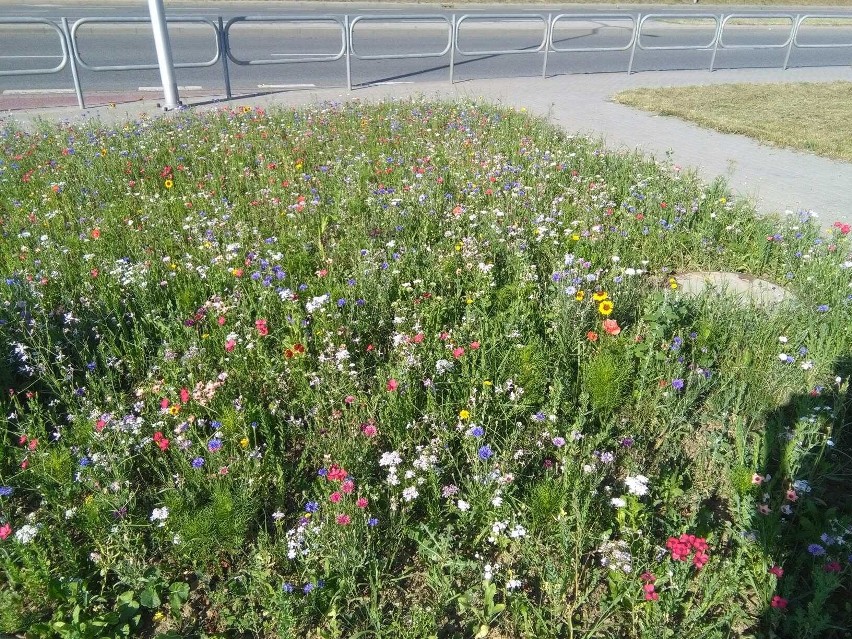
[[0, 100, 850, 638]]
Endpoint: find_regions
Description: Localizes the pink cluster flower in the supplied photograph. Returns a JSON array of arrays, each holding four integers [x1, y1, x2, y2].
[[640, 572, 659, 601], [0, 523, 11, 541], [665, 533, 710, 569], [255, 318, 269, 336]]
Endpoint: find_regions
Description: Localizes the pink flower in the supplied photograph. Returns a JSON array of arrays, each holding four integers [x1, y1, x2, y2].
[[771, 595, 788, 610], [469, 341, 480, 350], [255, 319, 269, 336], [0, 523, 11, 541], [329, 492, 342, 503], [412, 333, 424, 344], [336, 513, 351, 525], [758, 504, 771, 515], [160, 398, 170, 409], [327, 465, 348, 482], [752, 473, 764, 485], [217, 316, 226, 326], [180, 387, 190, 404], [693, 551, 709, 569], [452, 347, 465, 359], [341, 480, 355, 494], [386, 378, 398, 392], [356, 497, 368, 509], [344, 395, 355, 405], [769, 565, 784, 578], [602, 319, 621, 336], [785, 489, 798, 502], [824, 561, 842, 573], [225, 339, 236, 352], [362, 423, 378, 438]]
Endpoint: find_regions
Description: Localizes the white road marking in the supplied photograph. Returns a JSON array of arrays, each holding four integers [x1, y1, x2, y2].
[[0, 55, 62, 59], [138, 85, 203, 91], [2, 88, 74, 94], [257, 83, 316, 88], [372, 81, 415, 85]]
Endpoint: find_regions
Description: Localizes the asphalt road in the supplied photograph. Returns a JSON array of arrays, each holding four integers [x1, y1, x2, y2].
[[1, 2, 851, 96]]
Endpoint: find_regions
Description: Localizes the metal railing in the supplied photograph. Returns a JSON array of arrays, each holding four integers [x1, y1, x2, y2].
[[2, 11, 851, 110]]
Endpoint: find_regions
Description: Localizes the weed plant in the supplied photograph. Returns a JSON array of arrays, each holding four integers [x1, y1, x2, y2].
[[0, 101, 850, 638]]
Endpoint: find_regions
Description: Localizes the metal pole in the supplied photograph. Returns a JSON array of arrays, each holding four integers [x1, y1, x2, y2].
[[147, 0, 181, 110], [345, 15, 352, 91], [783, 15, 800, 70], [627, 14, 641, 74], [61, 18, 85, 110], [709, 15, 723, 72], [449, 14, 456, 84], [542, 13, 551, 78], [218, 17, 232, 99]]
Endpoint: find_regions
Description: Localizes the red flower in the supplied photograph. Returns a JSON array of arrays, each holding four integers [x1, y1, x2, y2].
[[769, 565, 784, 578], [180, 387, 190, 404], [771, 595, 788, 610], [586, 331, 599, 342], [386, 378, 398, 392], [255, 319, 269, 336], [824, 561, 842, 573], [602, 319, 621, 336]]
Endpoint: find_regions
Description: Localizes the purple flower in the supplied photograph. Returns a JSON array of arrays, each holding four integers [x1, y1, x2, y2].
[[671, 378, 684, 391], [282, 582, 293, 593], [552, 436, 566, 447], [808, 543, 826, 556], [468, 426, 484, 438], [368, 517, 379, 527], [305, 501, 319, 513], [816, 305, 830, 313], [478, 445, 493, 460], [599, 451, 615, 464], [207, 438, 222, 453], [191, 457, 205, 468], [0, 487, 12, 497]]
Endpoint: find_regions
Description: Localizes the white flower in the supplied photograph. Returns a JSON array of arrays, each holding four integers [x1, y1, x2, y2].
[[801, 360, 814, 370], [792, 479, 812, 493], [402, 486, 419, 502], [14, 524, 38, 544], [778, 353, 789, 361], [150, 507, 169, 525], [506, 578, 523, 590], [625, 474, 650, 497], [457, 499, 470, 511], [379, 451, 402, 467], [491, 495, 503, 507], [509, 524, 527, 539], [611, 497, 626, 508], [778, 336, 788, 343]]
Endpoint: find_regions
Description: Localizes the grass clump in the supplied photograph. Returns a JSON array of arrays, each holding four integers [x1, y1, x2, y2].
[[0, 100, 851, 638], [613, 81, 852, 162]]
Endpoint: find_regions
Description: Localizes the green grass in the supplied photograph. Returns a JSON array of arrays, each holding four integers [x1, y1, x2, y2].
[[614, 82, 852, 163], [0, 100, 851, 638]]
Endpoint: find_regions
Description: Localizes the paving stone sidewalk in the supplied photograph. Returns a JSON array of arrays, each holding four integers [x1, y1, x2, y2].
[[3, 65, 851, 230]]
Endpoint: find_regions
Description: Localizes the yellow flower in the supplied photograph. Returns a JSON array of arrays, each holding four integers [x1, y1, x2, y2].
[[466, 298, 473, 305], [598, 300, 614, 316], [482, 380, 492, 387], [169, 405, 180, 416], [459, 409, 470, 420], [592, 291, 609, 302], [571, 233, 580, 241], [575, 290, 585, 301], [669, 277, 678, 290], [164, 179, 174, 189], [241, 105, 252, 114], [153, 611, 165, 622], [100, 148, 107, 157], [240, 437, 249, 449]]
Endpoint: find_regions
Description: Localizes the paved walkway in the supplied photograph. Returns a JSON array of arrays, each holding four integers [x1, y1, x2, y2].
[[3, 66, 851, 230]]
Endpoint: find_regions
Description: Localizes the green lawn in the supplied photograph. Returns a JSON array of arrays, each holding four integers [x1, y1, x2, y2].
[[614, 82, 852, 162]]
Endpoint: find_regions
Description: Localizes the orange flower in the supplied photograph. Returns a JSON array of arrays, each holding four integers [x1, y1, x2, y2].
[[602, 319, 621, 336], [586, 331, 599, 342]]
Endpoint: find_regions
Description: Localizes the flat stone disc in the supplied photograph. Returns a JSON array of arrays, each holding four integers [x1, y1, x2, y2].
[[675, 271, 796, 307]]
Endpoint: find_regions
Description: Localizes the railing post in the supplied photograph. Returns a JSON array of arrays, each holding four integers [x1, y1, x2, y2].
[[628, 13, 641, 74], [218, 17, 232, 99], [783, 14, 800, 70], [147, 0, 181, 110], [449, 14, 456, 84], [61, 17, 85, 109], [709, 15, 723, 71], [542, 13, 551, 78], [345, 14, 352, 90]]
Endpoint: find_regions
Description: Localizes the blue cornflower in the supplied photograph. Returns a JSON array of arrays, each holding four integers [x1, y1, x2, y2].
[[207, 438, 223, 453], [468, 426, 484, 438], [817, 304, 830, 312], [192, 457, 205, 468], [671, 378, 685, 391], [533, 412, 546, 422], [79, 457, 90, 467], [86, 362, 96, 371], [808, 543, 826, 556], [317, 468, 328, 477], [367, 517, 379, 527], [0, 486, 14, 497], [303, 583, 314, 594], [478, 445, 493, 460], [282, 582, 293, 593], [305, 501, 319, 513], [337, 298, 346, 307]]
